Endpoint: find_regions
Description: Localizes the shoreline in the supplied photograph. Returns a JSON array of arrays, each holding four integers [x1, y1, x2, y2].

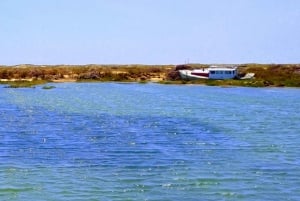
[[0, 63, 300, 88], [2, 79, 300, 89]]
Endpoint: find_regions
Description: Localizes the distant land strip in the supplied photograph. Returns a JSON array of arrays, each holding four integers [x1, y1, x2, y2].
[[0, 64, 300, 88]]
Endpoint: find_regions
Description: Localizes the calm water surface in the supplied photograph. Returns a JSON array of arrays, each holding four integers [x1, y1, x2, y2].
[[0, 83, 299, 200]]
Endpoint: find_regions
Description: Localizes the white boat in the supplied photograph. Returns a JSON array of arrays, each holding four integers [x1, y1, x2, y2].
[[179, 66, 238, 80]]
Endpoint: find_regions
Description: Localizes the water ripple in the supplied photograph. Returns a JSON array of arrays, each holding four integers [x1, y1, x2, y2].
[[0, 83, 300, 200]]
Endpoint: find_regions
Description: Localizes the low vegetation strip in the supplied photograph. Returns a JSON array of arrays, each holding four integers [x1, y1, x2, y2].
[[0, 64, 299, 87], [0, 64, 170, 83]]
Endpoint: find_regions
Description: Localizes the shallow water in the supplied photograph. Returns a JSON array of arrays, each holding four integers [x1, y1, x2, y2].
[[0, 83, 299, 200]]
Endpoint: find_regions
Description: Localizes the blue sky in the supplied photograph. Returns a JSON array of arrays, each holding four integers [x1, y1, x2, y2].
[[0, 0, 299, 65]]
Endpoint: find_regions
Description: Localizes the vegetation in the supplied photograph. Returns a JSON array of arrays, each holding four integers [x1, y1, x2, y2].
[[0, 64, 299, 87], [0, 64, 170, 82], [237, 64, 300, 87]]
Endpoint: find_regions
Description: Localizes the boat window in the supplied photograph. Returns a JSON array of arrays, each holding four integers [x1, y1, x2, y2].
[[211, 71, 215, 74]]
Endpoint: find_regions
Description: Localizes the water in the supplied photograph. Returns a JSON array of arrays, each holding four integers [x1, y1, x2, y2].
[[0, 83, 299, 201]]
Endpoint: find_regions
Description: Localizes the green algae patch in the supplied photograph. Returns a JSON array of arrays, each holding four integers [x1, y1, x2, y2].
[[42, 85, 56, 90], [1, 80, 48, 88]]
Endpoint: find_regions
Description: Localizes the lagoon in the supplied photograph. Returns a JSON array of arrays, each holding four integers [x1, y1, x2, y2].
[[0, 83, 300, 200]]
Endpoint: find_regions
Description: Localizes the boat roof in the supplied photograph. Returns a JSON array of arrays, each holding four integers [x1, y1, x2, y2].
[[180, 66, 237, 72], [208, 66, 237, 71]]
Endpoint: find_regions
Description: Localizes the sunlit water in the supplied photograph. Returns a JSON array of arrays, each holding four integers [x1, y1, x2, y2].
[[0, 83, 299, 200]]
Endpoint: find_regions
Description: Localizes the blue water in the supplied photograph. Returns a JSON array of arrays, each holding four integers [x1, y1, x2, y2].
[[0, 83, 299, 200]]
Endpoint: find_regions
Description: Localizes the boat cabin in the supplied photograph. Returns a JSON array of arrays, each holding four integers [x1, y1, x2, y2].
[[179, 66, 238, 80], [208, 67, 237, 79]]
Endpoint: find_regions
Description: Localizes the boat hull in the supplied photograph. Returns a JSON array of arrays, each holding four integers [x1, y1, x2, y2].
[[179, 70, 209, 80]]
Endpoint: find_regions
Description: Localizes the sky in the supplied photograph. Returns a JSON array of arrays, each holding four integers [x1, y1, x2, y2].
[[0, 0, 299, 65]]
